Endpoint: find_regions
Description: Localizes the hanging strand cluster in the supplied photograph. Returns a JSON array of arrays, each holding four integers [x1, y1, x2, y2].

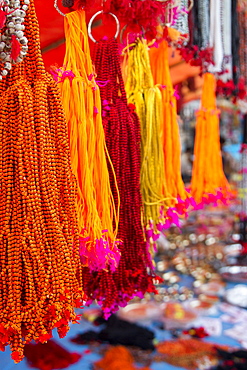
[[190, 73, 232, 206], [90, 37, 156, 314], [149, 39, 192, 224], [124, 38, 172, 243], [56, 10, 120, 273], [0, 0, 84, 363]]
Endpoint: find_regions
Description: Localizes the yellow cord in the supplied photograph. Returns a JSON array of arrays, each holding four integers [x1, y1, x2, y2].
[[149, 40, 190, 208], [58, 10, 120, 270], [124, 38, 172, 232]]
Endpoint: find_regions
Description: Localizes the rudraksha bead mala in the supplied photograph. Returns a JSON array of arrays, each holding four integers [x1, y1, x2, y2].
[[91, 37, 156, 314], [0, 0, 84, 362]]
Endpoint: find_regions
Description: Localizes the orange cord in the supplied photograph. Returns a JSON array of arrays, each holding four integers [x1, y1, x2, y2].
[[191, 73, 231, 204]]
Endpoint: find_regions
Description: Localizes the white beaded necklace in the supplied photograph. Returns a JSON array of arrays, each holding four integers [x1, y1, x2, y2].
[[208, 0, 224, 73], [198, 0, 210, 49], [0, 0, 29, 79]]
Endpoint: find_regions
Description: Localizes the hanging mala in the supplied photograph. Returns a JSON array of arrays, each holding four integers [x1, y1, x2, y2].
[[238, 116, 247, 252], [231, 0, 240, 86], [171, 0, 190, 43], [0, 0, 29, 78], [90, 35, 156, 315], [123, 37, 173, 244], [221, 0, 232, 81], [0, 0, 84, 363], [149, 39, 192, 227], [189, 0, 199, 47], [53, 9, 121, 274], [198, 0, 210, 49], [237, 0, 247, 89], [208, 0, 224, 73], [190, 73, 232, 207]]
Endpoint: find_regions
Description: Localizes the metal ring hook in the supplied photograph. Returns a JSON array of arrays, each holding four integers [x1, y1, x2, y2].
[[188, 0, 194, 11], [54, 0, 66, 17], [120, 23, 145, 44], [88, 10, 120, 43]]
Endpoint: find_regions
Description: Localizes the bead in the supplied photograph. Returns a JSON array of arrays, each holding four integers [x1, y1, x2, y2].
[[16, 31, 24, 38], [19, 37, 28, 45], [14, 24, 22, 31], [4, 62, 11, 70], [19, 10, 26, 17], [0, 42, 5, 51], [0, 52, 7, 59], [8, 28, 15, 34]]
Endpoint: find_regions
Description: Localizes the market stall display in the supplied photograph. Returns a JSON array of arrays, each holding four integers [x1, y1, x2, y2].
[[0, 0, 247, 368]]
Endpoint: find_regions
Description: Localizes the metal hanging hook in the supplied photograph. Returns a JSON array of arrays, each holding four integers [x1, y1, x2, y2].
[[188, 0, 194, 11], [88, 10, 120, 43], [54, 0, 66, 17]]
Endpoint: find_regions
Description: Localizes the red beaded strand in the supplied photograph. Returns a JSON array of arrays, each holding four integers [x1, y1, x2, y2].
[[88, 38, 156, 314]]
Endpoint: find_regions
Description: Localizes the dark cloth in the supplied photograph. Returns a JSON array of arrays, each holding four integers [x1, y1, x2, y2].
[[71, 314, 155, 351]]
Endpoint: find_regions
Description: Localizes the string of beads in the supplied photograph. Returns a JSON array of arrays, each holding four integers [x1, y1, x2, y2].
[[91, 37, 156, 314], [0, 0, 84, 362]]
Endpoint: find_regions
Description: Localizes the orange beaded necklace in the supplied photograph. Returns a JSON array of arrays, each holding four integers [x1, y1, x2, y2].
[[0, 0, 84, 362]]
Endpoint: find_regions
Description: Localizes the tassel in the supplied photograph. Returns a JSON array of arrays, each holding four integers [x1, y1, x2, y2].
[[56, 11, 120, 272], [90, 37, 155, 314], [123, 38, 172, 243], [149, 40, 191, 220], [0, 0, 83, 362], [190, 73, 232, 206]]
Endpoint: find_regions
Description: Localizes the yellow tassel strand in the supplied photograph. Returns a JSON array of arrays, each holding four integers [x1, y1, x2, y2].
[[57, 10, 120, 271], [124, 38, 171, 240], [191, 73, 231, 205], [149, 40, 191, 216]]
